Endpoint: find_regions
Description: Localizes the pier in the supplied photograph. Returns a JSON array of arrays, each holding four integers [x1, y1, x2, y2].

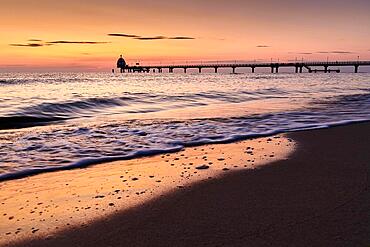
[[118, 60, 370, 74]]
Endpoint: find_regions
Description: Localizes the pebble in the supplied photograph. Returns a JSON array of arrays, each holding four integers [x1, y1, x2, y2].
[[196, 165, 210, 170]]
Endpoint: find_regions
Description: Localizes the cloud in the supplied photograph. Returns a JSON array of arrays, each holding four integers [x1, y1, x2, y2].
[[331, 50, 353, 54], [136, 36, 195, 40], [46, 41, 110, 44], [256, 45, 270, 48], [9, 43, 44, 47], [108, 33, 195, 41], [288, 52, 313, 55], [135, 36, 167, 40], [10, 39, 110, 48], [168, 36, 195, 40], [317, 51, 353, 54], [108, 33, 140, 38]]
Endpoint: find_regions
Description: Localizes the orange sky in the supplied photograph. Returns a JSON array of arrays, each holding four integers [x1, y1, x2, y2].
[[1, 0, 370, 71]]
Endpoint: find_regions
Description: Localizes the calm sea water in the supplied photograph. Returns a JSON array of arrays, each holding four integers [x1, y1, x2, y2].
[[0, 72, 369, 181]]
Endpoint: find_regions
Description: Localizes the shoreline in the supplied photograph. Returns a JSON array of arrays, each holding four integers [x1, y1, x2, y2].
[[2, 119, 369, 183], [1, 134, 294, 246], [3, 122, 370, 246]]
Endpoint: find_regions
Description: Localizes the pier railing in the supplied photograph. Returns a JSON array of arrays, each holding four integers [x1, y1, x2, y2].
[[120, 60, 370, 73]]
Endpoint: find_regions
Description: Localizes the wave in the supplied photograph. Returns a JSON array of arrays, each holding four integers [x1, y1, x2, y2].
[[0, 79, 32, 85], [20, 97, 126, 117], [0, 89, 289, 130], [0, 71, 369, 182], [0, 97, 130, 130], [0, 115, 67, 130], [1, 118, 369, 182], [1, 92, 370, 181], [0, 147, 183, 181], [0, 79, 19, 85]]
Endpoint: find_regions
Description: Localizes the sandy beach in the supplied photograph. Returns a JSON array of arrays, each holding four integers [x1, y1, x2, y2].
[[2, 122, 370, 247], [1, 134, 294, 246], [2, 0, 370, 246]]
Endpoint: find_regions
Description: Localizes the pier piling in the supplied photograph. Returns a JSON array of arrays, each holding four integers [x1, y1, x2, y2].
[[119, 59, 369, 74]]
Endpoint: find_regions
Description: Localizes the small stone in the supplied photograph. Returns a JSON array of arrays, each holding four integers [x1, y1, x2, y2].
[[196, 165, 210, 170]]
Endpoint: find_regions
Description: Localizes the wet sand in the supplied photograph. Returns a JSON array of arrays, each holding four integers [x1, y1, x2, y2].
[[3, 123, 370, 246], [1, 135, 293, 246]]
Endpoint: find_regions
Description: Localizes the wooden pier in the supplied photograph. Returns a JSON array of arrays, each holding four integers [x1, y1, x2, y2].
[[119, 61, 370, 74]]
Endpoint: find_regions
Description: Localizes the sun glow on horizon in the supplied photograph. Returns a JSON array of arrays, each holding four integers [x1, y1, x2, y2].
[[1, 0, 370, 72]]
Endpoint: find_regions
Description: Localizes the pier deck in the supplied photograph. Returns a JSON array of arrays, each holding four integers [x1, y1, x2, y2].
[[121, 61, 370, 73]]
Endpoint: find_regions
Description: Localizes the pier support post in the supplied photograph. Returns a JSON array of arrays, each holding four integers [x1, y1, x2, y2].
[[324, 66, 328, 73], [276, 66, 279, 73], [251, 67, 255, 73], [232, 67, 236, 74], [295, 66, 298, 73], [198, 67, 202, 73], [299, 66, 303, 73], [184, 68, 187, 73], [214, 67, 218, 73], [169, 68, 173, 73], [354, 65, 359, 73], [271, 66, 274, 73]]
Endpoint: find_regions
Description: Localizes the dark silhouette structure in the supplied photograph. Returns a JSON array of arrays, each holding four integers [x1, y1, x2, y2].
[[118, 59, 370, 74], [116, 55, 127, 73]]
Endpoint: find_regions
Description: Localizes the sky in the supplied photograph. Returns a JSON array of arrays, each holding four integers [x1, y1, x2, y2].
[[1, 0, 370, 72]]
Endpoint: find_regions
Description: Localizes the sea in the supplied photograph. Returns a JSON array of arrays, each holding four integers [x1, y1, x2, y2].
[[0, 72, 369, 181]]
